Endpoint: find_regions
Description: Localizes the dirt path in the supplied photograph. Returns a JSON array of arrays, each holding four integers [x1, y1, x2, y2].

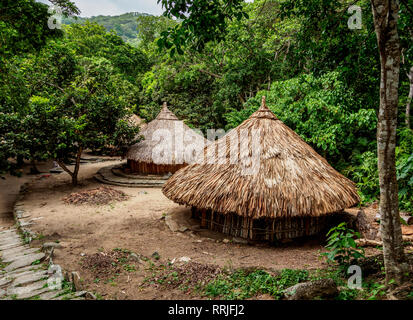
[[0, 162, 55, 228]]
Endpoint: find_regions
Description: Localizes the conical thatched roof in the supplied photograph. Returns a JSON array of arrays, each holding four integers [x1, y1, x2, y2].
[[162, 97, 360, 219], [126, 103, 207, 165]]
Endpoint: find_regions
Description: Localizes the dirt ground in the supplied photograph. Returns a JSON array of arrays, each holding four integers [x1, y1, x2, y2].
[[0, 161, 57, 227], [2, 157, 397, 300]]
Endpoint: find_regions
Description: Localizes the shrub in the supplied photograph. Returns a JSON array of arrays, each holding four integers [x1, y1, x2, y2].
[[321, 222, 365, 271]]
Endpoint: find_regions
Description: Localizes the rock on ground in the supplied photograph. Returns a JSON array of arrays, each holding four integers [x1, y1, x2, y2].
[[284, 279, 338, 300]]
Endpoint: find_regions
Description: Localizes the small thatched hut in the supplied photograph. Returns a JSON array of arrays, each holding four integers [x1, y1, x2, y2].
[[162, 97, 360, 241], [126, 103, 207, 175]]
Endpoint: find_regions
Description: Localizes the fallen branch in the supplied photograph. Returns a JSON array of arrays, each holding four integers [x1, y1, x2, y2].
[[356, 238, 383, 247], [356, 236, 413, 247]]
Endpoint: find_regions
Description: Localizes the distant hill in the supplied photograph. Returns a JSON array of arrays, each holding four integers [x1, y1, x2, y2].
[[62, 12, 151, 46]]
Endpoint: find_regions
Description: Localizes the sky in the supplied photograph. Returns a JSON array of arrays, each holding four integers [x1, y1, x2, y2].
[[37, 0, 165, 17]]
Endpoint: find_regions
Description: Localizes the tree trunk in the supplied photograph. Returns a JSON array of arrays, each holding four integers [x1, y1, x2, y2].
[[71, 147, 83, 186], [406, 66, 413, 129], [371, 0, 408, 285], [30, 159, 40, 174], [55, 146, 83, 186]]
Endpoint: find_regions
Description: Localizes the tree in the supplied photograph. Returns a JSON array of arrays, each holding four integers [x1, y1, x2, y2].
[[0, 0, 79, 62], [157, 0, 247, 53], [0, 0, 79, 174], [24, 55, 140, 186], [371, 0, 408, 285]]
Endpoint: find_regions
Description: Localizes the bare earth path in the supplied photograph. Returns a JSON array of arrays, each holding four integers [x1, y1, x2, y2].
[[0, 162, 87, 300], [0, 174, 30, 227]]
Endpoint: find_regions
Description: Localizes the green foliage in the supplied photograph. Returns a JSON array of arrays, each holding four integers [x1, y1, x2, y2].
[[396, 128, 413, 212], [343, 151, 379, 205], [322, 223, 365, 270], [158, 0, 248, 53], [0, 0, 78, 62], [0, 22, 144, 181], [204, 269, 308, 300], [63, 12, 147, 46], [226, 72, 377, 160]]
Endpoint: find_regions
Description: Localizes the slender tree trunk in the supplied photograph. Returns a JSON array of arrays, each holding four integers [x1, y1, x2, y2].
[[406, 66, 413, 129], [30, 158, 40, 174], [16, 154, 24, 168], [371, 0, 408, 285], [72, 147, 83, 186], [56, 147, 83, 186]]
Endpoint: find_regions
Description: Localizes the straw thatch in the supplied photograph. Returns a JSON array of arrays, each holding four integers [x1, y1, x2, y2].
[[126, 103, 207, 174], [162, 96, 360, 221], [127, 113, 147, 130]]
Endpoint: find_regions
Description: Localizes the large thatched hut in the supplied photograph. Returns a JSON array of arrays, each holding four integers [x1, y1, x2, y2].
[[126, 103, 207, 175], [162, 97, 360, 241]]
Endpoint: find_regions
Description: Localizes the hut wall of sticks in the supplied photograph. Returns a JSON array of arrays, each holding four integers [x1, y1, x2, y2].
[[191, 208, 331, 241], [162, 96, 360, 241], [125, 103, 207, 175]]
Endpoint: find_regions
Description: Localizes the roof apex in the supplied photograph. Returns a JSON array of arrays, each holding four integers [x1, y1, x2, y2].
[[250, 96, 278, 120], [156, 102, 179, 121]]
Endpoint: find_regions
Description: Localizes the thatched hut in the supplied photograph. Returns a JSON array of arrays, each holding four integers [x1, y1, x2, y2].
[[126, 103, 207, 175], [162, 97, 360, 241]]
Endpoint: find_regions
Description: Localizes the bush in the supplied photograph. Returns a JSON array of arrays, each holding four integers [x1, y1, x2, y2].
[[321, 222, 365, 271]]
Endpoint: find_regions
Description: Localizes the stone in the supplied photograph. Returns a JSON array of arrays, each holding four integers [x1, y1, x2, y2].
[[3, 265, 42, 276], [41, 242, 63, 251], [12, 270, 48, 287], [0, 234, 21, 242], [86, 291, 97, 300], [0, 277, 13, 288], [128, 253, 143, 264], [0, 242, 24, 251], [7, 280, 48, 297], [71, 271, 83, 291], [165, 215, 180, 232], [15, 286, 52, 300], [4, 252, 45, 272], [18, 220, 33, 227], [0, 229, 17, 235], [2, 249, 41, 263], [2, 265, 41, 278], [38, 290, 66, 300], [177, 256, 191, 263], [223, 239, 230, 244], [1, 247, 38, 261], [0, 237, 22, 246], [74, 290, 87, 297], [284, 279, 338, 300], [15, 210, 26, 219]]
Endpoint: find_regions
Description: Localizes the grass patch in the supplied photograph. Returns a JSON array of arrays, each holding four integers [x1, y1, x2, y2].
[[204, 269, 309, 300]]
